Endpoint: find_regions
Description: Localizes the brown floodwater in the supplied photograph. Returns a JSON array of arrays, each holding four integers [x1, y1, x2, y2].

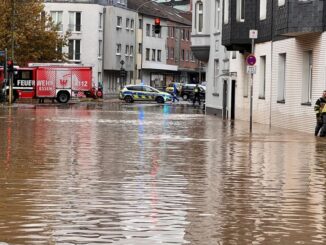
[[0, 102, 325, 245]]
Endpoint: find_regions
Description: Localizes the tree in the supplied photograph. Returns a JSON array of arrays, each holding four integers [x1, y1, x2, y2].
[[0, 0, 69, 66]]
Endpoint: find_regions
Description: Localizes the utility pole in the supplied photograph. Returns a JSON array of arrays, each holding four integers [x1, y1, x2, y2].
[[9, 0, 15, 105]]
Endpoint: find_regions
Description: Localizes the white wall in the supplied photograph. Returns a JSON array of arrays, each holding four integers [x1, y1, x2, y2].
[[44, 3, 104, 87], [233, 33, 326, 133]]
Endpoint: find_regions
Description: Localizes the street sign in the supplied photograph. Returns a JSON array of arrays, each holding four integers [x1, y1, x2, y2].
[[0, 51, 5, 57], [246, 54, 256, 66], [247, 65, 256, 74], [249, 30, 258, 39]]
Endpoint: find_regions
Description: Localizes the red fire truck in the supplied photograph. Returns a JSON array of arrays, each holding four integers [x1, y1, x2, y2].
[[0, 64, 95, 103]]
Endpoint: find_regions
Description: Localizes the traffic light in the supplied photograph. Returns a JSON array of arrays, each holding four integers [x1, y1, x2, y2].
[[154, 18, 161, 34], [7, 59, 14, 73]]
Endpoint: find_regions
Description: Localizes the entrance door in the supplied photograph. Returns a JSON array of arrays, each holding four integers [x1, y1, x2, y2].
[[223, 80, 228, 119], [231, 80, 236, 120]]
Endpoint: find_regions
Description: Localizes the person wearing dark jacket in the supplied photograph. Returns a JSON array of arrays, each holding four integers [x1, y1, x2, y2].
[[193, 84, 201, 106], [314, 90, 326, 136]]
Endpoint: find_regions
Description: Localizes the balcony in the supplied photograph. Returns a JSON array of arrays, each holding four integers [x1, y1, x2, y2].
[[274, 0, 324, 37], [190, 33, 210, 62]]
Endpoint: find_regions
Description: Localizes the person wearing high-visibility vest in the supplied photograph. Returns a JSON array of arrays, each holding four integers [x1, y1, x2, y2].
[[315, 90, 326, 136], [193, 84, 201, 106]]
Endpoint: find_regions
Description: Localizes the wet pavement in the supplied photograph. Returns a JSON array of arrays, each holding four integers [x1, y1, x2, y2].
[[0, 101, 325, 244]]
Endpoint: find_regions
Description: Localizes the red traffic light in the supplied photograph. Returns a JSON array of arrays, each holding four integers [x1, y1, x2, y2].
[[7, 59, 14, 72], [154, 18, 161, 34]]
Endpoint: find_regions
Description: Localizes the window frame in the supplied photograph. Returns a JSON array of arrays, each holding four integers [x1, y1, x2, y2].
[[68, 11, 81, 32], [277, 53, 286, 103], [68, 39, 81, 61], [301, 50, 313, 104], [258, 55, 266, 99]]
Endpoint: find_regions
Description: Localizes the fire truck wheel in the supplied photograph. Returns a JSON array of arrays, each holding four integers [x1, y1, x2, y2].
[[57, 91, 70, 103]]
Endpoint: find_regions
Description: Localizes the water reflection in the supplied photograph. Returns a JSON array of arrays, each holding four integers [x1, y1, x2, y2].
[[0, 103, 325, 244]]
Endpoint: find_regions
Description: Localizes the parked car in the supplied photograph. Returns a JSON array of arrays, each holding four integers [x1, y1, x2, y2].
[[119, 84, 172, 103], [180, 84, 206, 101]]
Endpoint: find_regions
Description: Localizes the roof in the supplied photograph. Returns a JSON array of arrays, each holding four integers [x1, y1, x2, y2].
[[127, 0, 191, 26]]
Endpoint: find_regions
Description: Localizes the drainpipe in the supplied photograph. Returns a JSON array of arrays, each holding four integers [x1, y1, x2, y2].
[[269, 0, 274, 127], [102, 7, 106, 94]]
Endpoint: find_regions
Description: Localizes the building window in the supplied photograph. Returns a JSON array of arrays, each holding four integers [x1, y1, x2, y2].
[[214, 59, 219, 93], [277, 53, 286, 103], [130, 19, 134, 30], [259, 56, 266, 99], [126, 18, 130, 29], [215, 0, 220, 30], [171, 27, 175, 38], [232, 51, 237, 59], [215, 40, 219, 52], [138, 19, 143, 29], [157, 50, 161, 61], [68, 12, 81, 32], [195, 1, 203, 33], [68, 39, 80, 61], [130, 46, 134, 56], [152, 49, 156, 61], [99, 13, 103, 29], [236, 0, 245, 22], [181, 49, 185, 61], [125, 45, 129, 56], [116, 43, 121, 55], [117, 16, 122, 28], [138, 43, 142, 54], [50, 11, 63, 32], [278, 0, 285, 6], [98, 40, 102, 57], [146, 24, 150, 36], [146, 48, 150, 60], [302, 51, 313, 104], [224, 0, 229, 24], [260, 0, 267, 20]]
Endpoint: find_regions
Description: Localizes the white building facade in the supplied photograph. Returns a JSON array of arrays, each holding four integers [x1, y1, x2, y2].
[[191, 0, 230, 118], [103, 6, 137, 94], [44, 2, 105, 88]]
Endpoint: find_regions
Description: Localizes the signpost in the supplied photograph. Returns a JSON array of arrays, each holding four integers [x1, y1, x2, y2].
[[248, 30, 258, 133]]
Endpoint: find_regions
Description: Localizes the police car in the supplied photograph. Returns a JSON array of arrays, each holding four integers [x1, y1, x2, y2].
[[119, 84, 172, 103]]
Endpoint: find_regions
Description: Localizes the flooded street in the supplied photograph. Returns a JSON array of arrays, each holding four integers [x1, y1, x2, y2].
[[0, 102, 325, 244]]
